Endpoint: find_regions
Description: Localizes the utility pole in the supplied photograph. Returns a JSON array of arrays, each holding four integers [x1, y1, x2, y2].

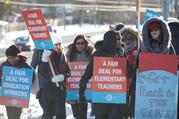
[[162, 0, 170, 20], [62, 6, 66, 30], [136, 0, 140, 31], [175, 0, 179, 18]]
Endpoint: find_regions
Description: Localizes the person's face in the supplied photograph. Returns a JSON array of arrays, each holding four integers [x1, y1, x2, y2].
[[7, 56, 17, 65], [76, 38, 86, 52], [116, 40, 121, 48], [150, 29, 160, 40], [54, 43, 62, 52], [123, 34, 133, 46]]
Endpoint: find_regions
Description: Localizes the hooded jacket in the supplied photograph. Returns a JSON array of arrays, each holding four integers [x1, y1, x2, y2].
[[80, 31, 118, 91], [131, 18, 176, 92], [79, 30, 128, 115], [141, 18, 175, 54], [120, 27, 141, 65]]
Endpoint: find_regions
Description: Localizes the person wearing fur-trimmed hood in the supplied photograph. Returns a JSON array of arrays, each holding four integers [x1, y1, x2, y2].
[[132, 17, 176, 88], [141, 17, 175, 54], [131, 18, 176, 118], [120, 26, 142, 118]]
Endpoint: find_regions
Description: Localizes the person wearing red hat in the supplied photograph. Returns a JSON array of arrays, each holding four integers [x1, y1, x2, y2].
[[0, 45, 35, 119], [131, 17, 176, 119], [148, 22, 161, 42]]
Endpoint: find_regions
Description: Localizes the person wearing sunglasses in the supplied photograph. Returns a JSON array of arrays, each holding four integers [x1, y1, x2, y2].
[[66, 35, 93, 119], [120, 27, 142, 119]]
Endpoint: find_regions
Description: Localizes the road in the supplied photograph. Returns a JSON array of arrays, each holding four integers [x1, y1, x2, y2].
[[0, 31, 105, 64]]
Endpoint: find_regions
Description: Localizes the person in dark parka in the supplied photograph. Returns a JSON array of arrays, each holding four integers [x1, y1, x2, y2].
[[168, 20, 179, 119], [131, 18, 176, 117], [79, 30, 127, 119], [168, 20, 179, 55], [132, 17, 176, 89], [141, 17, 175, 54]]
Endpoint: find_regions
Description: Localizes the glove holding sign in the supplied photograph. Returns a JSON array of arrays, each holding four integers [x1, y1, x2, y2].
[[51, 74, 64, 83], [41, 50, 51, 62]]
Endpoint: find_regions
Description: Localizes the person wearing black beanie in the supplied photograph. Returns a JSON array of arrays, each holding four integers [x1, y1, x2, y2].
[[5, 45, 21, 57], [0, 45, 35, 119], [79, 30, 127, 119]]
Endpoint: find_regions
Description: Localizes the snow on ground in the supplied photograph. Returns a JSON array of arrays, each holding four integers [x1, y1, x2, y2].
[[0, 24, 135, 119], [0, 94, 95, 119], [0, 24, 107, 119]]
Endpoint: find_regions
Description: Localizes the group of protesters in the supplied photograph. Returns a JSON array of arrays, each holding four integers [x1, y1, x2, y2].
[[0, 17, 179, 119]]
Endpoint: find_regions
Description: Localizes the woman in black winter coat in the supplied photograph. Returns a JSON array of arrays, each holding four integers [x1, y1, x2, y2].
[[0, 45, 35, 119], [79, 30, 127, 119], [31, 34, 70, 119], [66, 35, 93, 119]]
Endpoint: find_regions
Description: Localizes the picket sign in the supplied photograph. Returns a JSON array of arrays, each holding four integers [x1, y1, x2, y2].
[[48, 57, 59, 87]]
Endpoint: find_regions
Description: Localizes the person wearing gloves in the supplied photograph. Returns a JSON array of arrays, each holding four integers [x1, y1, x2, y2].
[[0, 45, 35, 119], [33, 34, 70, 119], [79, 30, 127, 119]]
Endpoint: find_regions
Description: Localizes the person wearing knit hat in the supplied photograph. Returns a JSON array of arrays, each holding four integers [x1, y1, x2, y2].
[[148, 22, 160, 31], [0, 45, 35, 119], [5, 45, 21, 65], [5, 45, 21, 57], [148, 22, 161, 41]]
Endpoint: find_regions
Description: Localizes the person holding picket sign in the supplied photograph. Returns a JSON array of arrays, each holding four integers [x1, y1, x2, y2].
[[33, 33, 70, 119], [66, 34, 93, 119], [0, 45, 35, 119], [131, 17, 176, 119], [79, 30, 128, 119]]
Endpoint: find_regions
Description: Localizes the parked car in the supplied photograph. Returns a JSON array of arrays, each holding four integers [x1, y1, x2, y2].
[[14, 36, 34, 51]]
